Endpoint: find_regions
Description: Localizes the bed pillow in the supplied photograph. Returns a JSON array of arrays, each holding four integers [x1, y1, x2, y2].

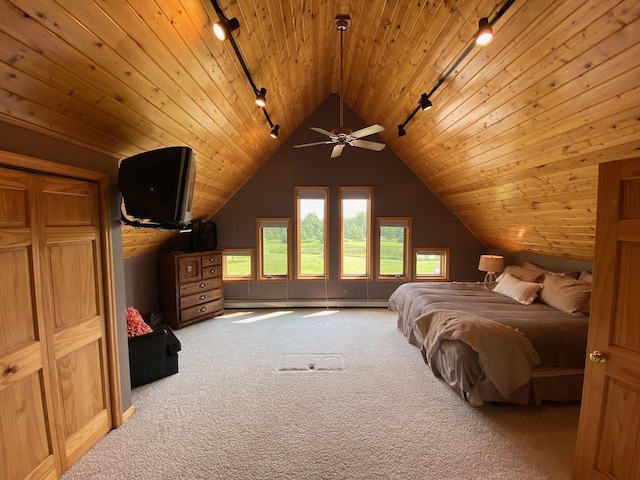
[[493, 272, 543, 305], [578, 270, 593, 284], [539, 274, 591, 314], [523, 261, 580, 279], [496, 265, 545, 283]]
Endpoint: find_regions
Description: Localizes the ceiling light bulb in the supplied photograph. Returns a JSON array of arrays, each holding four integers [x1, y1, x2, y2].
[[213, 17, 239, 41], [476, 17, 493, 46], [270, 124, 280, 138], [419, 93, 432, 111], [255, 88, 267, 108]]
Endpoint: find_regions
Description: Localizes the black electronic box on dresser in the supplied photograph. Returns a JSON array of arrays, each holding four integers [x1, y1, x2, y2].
[[161, 250, 224, 329]]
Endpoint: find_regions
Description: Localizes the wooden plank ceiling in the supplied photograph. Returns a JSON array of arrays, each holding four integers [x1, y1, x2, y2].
[[1, 0, 639, 260]]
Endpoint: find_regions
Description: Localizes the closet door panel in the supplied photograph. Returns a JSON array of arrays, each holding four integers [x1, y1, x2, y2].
[[0, 167, 58, 480], [0, 247, 36, 352], [0, 372, 54, 480], [48, 240, 99, 329], [37, 175, 111, 471]]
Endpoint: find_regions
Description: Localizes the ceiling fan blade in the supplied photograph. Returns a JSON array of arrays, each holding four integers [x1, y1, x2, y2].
[[351, 124, 384, 139], [310, 127, 337, 138], [294, 141, 335, 148], [350, 139, 386, 151], [331, 144, 345, 158]]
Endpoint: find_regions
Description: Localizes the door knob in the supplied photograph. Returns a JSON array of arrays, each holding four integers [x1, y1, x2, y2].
[[589, 350, 607, 363]]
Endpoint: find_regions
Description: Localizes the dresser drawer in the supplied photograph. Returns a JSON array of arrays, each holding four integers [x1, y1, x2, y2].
[[177, 257, 201, 283], [202, 264, 221, 279], [180, 287, 222, 309], [202, 253, 222, 267], [180, 298, 223, 323], [179, 276, 222, 296]]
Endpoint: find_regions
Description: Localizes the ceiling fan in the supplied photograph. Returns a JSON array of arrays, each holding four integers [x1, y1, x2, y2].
[[293, 16, 386, 158]]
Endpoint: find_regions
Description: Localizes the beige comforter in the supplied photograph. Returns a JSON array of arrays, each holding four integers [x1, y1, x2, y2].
[[416, 309, 541, 398]]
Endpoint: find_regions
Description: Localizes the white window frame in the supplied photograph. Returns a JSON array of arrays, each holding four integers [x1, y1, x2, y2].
[[257, 218, 291, 281], [222, 248, 254, 282], [376, 217, 411, 281], [295, 187, 329, 280], [339, 187, 373, 280], [413, 247, 449, 281]]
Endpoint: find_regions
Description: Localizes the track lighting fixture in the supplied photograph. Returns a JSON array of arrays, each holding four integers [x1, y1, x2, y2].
[[213, 16, 239, 41], [397, 0, 516, 137], [419, 93, 432, 111], [475, 17, 493, 46], [254, 88, 267, 108], [209, 0, 280, 138]]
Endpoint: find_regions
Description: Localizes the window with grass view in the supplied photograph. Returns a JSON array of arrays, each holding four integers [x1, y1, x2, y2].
[[296, 187, 328, 279], [222, 249, 253, 281], [339, 187, 372, 279], [377, 218, 411, 280], [414, 248, 449, 281], [257, 218, 290, 280]]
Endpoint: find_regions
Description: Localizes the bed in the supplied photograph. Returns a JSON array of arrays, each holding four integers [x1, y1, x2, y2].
[[388, 266, 591, 406]]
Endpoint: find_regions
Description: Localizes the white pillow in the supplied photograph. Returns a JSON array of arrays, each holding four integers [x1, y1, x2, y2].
[[493, 272, 543, 305]]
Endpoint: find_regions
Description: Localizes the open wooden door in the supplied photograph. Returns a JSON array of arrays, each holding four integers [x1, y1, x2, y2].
[[573, 157, 640, 479]]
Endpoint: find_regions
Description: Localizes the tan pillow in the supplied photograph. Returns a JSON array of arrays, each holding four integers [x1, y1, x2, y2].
[[539, 274, 591, 314], [579, 270, 593, 284], [524, 261, 579, 279], [493, 272, 543, 305], [496, 265, 545, 283]]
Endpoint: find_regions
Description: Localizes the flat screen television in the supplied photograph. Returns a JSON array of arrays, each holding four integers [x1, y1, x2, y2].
[[118, 146, 196, 227]]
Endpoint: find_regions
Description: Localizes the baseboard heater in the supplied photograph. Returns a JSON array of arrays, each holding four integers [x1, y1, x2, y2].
[[223, 299, 389, 309]]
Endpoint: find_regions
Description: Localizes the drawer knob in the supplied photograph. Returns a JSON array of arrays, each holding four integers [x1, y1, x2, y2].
[[186, 266, 193, 273], [199, 283, 208, 288], [209, 269, 216, 274], [199, 307, 207, 313], [199, 295, 207, 300], [8, 365, 19, 374], [209, 257, 217, 262]]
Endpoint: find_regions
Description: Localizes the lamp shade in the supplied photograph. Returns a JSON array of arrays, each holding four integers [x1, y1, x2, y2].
[[478, 254, 504, 273]]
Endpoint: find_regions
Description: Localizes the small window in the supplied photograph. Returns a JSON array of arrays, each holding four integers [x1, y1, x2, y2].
[[377, 217, 411, 281], [414, 248, 449, 281], [222, 249, 254, 281], [295, 187, 329, 280], [257, 218, 291, 280], [339, 187, 373, 280]]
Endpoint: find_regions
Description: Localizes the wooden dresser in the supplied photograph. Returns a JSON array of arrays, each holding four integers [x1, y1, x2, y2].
[[161, 250, 224, 329]]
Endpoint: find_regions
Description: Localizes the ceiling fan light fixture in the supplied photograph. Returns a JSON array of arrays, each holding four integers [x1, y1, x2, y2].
[[213, 16, 239, 41], [476, 17, 493, 46], [270, 124, 280, 138], [419, 93, 432, 111], [255, 87, 267, 108]]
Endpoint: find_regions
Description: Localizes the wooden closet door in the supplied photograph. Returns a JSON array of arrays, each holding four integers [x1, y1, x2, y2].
[[36, 174, 112, 471], [573, 157, 640, 478], [0, 167, 59, 480]]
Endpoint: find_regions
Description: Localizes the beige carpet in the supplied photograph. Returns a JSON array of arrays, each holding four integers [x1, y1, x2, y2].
[[62, 308, 579, 479]]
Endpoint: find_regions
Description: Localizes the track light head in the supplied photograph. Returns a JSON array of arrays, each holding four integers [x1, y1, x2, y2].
[[476, 17, 493, 46], [213, 16, 240, 41], [397, 124, 407, 137], [419, 93, 432, 111], [270, 124, 280, 138], [255, 87, 267, 107]]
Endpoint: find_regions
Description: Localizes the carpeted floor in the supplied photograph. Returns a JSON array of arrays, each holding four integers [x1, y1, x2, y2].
[[62, 308, 578, 479]]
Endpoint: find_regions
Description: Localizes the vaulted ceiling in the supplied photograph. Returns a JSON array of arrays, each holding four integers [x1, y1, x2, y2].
[[1, 0, 639, 260]]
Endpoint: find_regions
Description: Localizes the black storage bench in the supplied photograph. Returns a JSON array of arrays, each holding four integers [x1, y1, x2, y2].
[[128, 319, 181, 388]]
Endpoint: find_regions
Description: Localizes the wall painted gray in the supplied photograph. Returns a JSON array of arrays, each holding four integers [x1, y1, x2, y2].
[[212, 94, 488, 301], [0, 120, 132, 412]]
